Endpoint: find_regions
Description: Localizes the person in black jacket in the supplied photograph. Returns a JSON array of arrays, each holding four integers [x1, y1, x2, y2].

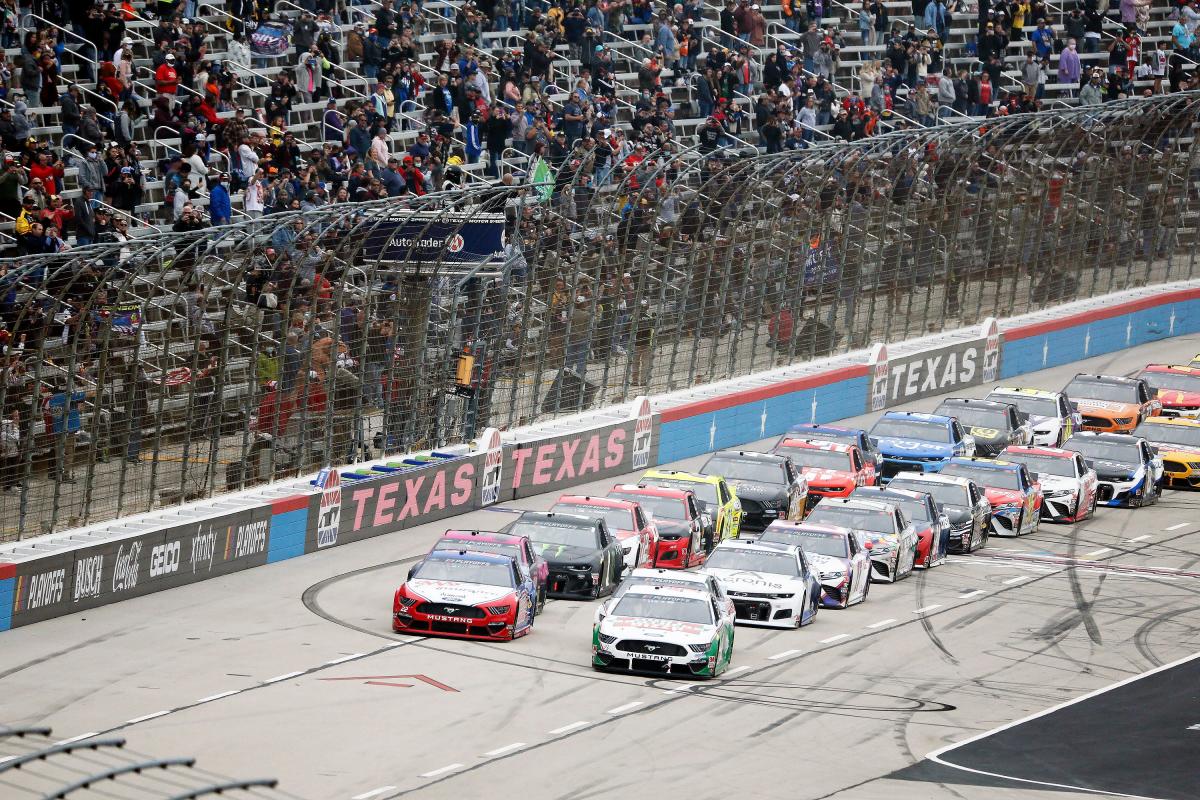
[[483, 101, 512, 177]]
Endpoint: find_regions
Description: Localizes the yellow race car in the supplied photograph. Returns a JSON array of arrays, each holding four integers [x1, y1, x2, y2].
[[1133, 417, 1200, 489], [639, 469, 743, 549]]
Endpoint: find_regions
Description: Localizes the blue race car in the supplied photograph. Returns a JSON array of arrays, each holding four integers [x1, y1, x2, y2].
[[786, 423, 883, 480], [868, 412, 976, 482]]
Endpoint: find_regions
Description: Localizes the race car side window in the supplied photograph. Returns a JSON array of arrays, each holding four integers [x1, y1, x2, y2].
[[523, 540, 535, 563], [851, 449, 863, 471], [596, 523, 611, 548], [511, 562, 523, 586], [1017, 466, 1029, 490], [686, 495, 699, 518], [1009, 407, 1020, 428], [1059, 397, 1071, 416], [718, 482, 731, 504], [951, 421, 965, 442], [847, 535, 858, 555], [894, 510, 906, 532], [1137, 382, 1150, 404], [1075, 456, 1087, 475]]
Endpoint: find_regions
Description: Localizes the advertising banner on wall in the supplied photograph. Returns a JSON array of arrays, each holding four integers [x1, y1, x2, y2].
[[359, 213, 506, 264], [866, 321, 1004, 410]]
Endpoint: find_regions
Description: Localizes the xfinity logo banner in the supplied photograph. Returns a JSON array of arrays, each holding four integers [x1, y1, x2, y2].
[[869, 322, 1004, 409]]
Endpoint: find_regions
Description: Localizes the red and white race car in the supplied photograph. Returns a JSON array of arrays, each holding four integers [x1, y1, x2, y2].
[[771, 437, 876, 506], [607, 484, 708, 569], [551, 495, 658, 573], [1000, 445, 1099, 523]]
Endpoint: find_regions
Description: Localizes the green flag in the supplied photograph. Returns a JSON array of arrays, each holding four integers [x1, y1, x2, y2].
[[531, 157, 554, 203]]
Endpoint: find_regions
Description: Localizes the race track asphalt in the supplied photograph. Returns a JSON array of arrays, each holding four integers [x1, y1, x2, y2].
[[4, 335, 1200, 800]]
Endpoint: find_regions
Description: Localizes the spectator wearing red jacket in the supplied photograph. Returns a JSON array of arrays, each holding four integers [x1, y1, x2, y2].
[[28, 151, 65, 194], [155, 53, 179, 105]]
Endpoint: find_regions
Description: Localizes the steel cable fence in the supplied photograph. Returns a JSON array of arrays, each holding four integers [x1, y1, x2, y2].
[[0, 94, 1197, 540]]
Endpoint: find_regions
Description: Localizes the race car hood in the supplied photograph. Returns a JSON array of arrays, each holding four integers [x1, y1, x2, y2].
[[965, 426, 1006, 446], [982, 487, 1025, 508], [405, 579, 512, 606], [600, 615, 715, 639], [611, 527, 638, 543], [800, 468, 855, 487], [944, 507, 973, 526], [874, 436, 955, 458], [1026, 413, 1056, 430], [732, 482, 788, 503], [858, 530, 899, 550], [1087, 459, 1140, 481], [1074, 398, 1138, 416], [805, 552, 851, 575], [532, 543, 600, 565], [1157, 390, 1200, 408], [1037, 474, 1078, 493], [703, 568, 802, 593]]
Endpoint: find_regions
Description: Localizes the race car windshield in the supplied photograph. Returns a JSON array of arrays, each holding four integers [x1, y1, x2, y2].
[[510, 521, 600, 549], [987, 393, 1058, 419], [1065, 379, 1138, 404], [941, 464, 1022, 490], [413, 558, 514, 587], [760, 531, 849, 558], [1134, 422, 1200, 448], [884, 497, 930, 522], [703, 456, 786, 485], [433, 540, 521, 561], [645, 478, 718, 505], [612, 594, 713, 624], [1066, 440, 1141, 463], [870, 419, 951, 442], [790, 429, 857, 448], [608, 492, 688, 520], [943, 407, 1008, 430], [705, 549, 801, 576], [552, 503, 635, 532], [1004, 453, 1076, 478], [806, 506, 895, 533], [778, 446, 852, 471], [1140, 371, 1200, 393], [888, 480, 969, 507]]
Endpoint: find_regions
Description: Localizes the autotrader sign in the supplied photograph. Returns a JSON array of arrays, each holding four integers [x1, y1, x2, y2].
[[867, 320, 1003, 409], [359, 213, 505, 263]]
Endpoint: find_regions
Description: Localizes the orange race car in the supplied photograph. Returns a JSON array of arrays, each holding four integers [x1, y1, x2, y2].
[[1062, 373, 1161, 433]]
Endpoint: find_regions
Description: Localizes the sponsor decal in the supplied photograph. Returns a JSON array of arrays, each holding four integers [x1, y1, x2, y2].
[[316, 469, 342, 548], [479, 428, 503, 507], [191, 528, 217, 574], [150, 540, 181, 578], [981, 318, 1001, 383], [232, 520, 268, 559], [24, 568, 66, 610], [511, 428, 627, 490], [631, 397, 653, 470], [868, 343, 889, 412], [112, 541, 142, 593], [72, 555, 103, 602]]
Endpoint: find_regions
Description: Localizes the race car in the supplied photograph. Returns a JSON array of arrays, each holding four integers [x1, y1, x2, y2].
[[592, 584, 736, 679], [1000, 446, 1099, 523], [608, 484, 707, 568], [595, 568, 734, 624], [393, 550, 536, 641], [1133, 417, 1200, 489], [940, 457, 1043, 536], [431, 530, 549, 614], [1136, 364, 1200, 418], [770, 438, 875, 503], [868, 412, 976, 482], [700, 540, 822, 627], [1063, 432, 1163, 507], [550, 495, 657, 574], [756, 521, 872, 608], [699, 450, 808, 532], [853, 485, 950, 568], [933, 397, 1033, 456], [640, 469, 742, 544], [805, 496, 918, 582], [984, 387, 1080, 447], [503, 511, 625, 599], [1063, 373, 1162, 433], [786, 423, 882, 481], [888, 474, 991, 553]]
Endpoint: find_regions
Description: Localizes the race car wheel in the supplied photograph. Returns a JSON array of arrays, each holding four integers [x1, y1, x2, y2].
[[536, 584, 546, 615], [1132, 483, 1147, 509], [860, 576, 871, 604], [1088, 492, 1097, 519]]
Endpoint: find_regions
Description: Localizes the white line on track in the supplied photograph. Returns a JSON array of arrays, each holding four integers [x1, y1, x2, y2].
[[606, 702, 643, 715], [724, 665, 751, 675], [1126, 535, 1152, 542], [125, 711, 170, 725], [326, 653, 364, 665], [1085, 548, 1114, 557], [54, 732, 97, 745], [548, 721, 590, 735], [419, 764, 463, 778], [264, 671, 304, 684], [768, 649, 802, 660], [820, 634, 851, 644], [483, 743, 526, 757], [196, 690, 240, 703], [1167, 522, 1190, 531], [866, 619, 896, 629], [959, 589, 985, 598], [1002, 575, 1032, 585], [352, 787, 397, 800], [661, 687, 693, 695], [913, 605, 942, 613]]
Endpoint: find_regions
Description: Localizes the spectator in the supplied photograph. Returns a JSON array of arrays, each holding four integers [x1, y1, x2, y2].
[[1059, 39, 1082, 93], [209, 173, 231, 225]]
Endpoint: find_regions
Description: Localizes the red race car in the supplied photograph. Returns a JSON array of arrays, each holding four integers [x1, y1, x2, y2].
[[607, 483, 707, 569], [550, 495, 658, 574], [431, 529, 550, 614], [1137, 364, 1200, 419], [392, 550, 536, 640], [771, 438, 876, 506]]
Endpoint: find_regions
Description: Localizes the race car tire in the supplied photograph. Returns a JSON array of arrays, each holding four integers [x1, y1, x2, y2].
[[536, 584, 547, 615], [1132, 482, 1147, 509], [861, 576, 871, 603], [1088, 492, 1097, 520], [1014, 511, 1024, 537]]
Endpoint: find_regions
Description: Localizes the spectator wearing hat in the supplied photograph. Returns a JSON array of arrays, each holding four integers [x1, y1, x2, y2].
[[155, 52, 179, 105], [73, 186, 98, 246], [209, 173, 231, 225]]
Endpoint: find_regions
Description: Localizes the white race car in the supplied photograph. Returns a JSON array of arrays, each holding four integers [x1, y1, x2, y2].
[[595, 568, 735, 625], [592, 584, 736, 679], [756, 521, 872, 608], [985, 387, 1081, 447], [805, 497, 918, 583], [700, 540, 822, 628], [1001, 445, 1099, 523]]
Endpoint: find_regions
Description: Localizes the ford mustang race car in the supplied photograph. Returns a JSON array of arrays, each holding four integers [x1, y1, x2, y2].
[[608, 484, 707, 568], [1000, 446, 1098, 523], [853, 486, 950, 568], [1137, 364, 1200, 419], [431, 530, 549, 614], [551, 495, 657, 574], [592, 584, 735, 679], [1063, 374, 1162, 433], [756, 521, 872, 608], [934, 398, 1033, 456], [940, 457, 1043, 536], [700, 450, 808, 532], [1133, 417, 1200, 489], [595, 568, 734, 624], [701, 540, 822, 627], [786, 423, 882, 480], [869, 412, 976, 482], [1063, 432, 1163, 507], [888, 473, 991, 553], [805, 497, 918, 582], [504, 511, 625, 599], [770, 438, 875, 503], [640, 470, 742, 544], [984, 387, 1080, 447], [393, 550, 536, 640]]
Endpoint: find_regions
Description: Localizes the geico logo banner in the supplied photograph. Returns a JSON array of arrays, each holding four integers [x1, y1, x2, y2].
[[150, 541, 181, 577], [72, 554, 103, 601], [885, 342, 985, 404], [112, 541, 143, 593], [25, 568, 66, 610], [511, 428, 628, 490], [233, 520, 269, 559], [191, 530, 216, 574]]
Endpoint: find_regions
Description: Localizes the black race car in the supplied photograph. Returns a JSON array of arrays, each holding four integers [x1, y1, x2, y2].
[[503, 511, 625, 599], [700, 450, 806, 533], [886, 473, 992, 553], [933, 398, 1033, 457], [1062, 432, 1163, 508]]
